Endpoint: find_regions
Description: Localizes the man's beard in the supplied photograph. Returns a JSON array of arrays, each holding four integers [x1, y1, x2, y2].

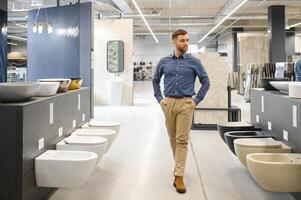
[[177, 45, 188, 53]]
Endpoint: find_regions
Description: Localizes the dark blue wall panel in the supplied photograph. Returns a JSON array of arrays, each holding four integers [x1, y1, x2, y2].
[[0, 8, 7, 83], [80, 2, 92, 87], [28, 4, 81, 80]]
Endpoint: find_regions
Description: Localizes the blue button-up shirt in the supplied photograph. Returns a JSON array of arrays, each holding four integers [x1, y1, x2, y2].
[[152, 52, 210, 105]]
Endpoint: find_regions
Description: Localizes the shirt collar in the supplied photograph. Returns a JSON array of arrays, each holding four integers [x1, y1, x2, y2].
[[170, 51, 189, 59]]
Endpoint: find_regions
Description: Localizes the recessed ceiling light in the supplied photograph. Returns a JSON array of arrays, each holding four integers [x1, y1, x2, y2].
[[7, 42, 18, 46], [198, 0, 249, 43], [131, 0, 159, 44], [287, 22, 301, 29]]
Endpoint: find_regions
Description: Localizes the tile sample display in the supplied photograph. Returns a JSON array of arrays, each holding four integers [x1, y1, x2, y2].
[[192, 53, 228, 124], [238, 36, 268, 94]]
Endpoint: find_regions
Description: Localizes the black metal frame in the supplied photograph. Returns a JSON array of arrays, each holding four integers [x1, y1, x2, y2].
[[191, 86, 241, 130]]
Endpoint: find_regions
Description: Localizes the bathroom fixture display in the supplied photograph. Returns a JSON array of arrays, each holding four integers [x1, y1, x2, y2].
[[260, 77, 289, 91], [234, 138, 292, 166], [224, 131, 273, 155], [217, 122, 258, 142], [289, 83, 301, 99], [0, 82, 40, 102], [269, 81, 294, 93], [35, 150, 97, 188], [247, 153, 301, 192], [82, 120, 121, 134], [107, 79, 123, 106], [36, 82, 60, 96], [0, 88, 91, 198], [107, 40, 124, 73], [72, 128, 117, 152], [38, 78, 71, 92], [68, 78, 83, 90], [56, 135, 107, 164]]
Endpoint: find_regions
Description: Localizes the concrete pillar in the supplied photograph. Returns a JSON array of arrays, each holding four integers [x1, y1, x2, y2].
[[268, 5, 286, 62], [286, 28, 295, 58], [232, 28, 243, 72], [232, 28, 243, 93]]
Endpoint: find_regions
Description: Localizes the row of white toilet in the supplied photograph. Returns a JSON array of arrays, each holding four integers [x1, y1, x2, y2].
[[35, 120, 121, 188], [233, 137, 301, 192]]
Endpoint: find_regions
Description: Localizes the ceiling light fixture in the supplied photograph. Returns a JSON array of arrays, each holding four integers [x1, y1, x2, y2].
[[15, 23, 27, 29], [48, 23, 53, 34], [7, 35, 27, 41], [208, 17, 241, 42], [7, 42, 18, 46], [33, 23, 37, 33], [130, 0, 159, 44], [198, 0, 249, 43], [287, 22, 301, 29], [38, 23, 43, 34], [1, 25, 7, 35]]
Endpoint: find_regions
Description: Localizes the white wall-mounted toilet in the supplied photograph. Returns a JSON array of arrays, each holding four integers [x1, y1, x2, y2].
[[35, 150, 97, 188], [56, 135, 107, 164], [81, 120, 120, 135], [72, 128, 117, 152], [247, 153, 301, 192], [234, 138, 292, 166]]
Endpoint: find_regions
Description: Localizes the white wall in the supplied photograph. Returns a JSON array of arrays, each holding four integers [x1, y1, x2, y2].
[[133, 33, 200, 68], [94, 19, 134, 106], [288, 35, 301, 54], [134, 35, 172, 67]]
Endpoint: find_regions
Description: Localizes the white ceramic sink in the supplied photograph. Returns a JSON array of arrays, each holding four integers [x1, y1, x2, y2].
[[269, 81, 292, 93], [36, 82, 60, 97], [38, 78, 71, 93], [107, 80, 123, 106], [0, 82, 40, 102]]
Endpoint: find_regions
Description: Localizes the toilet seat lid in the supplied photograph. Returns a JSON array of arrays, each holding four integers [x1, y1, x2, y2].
[[235, 138, 281, 148], [64, 136, 107, 145], [89, 120, 120, 127], [74, 128, 116, 135]]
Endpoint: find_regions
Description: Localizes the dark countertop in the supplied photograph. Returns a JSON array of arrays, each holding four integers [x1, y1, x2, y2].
[[251, 88, 301, 102], [0, 87, 90, 107]]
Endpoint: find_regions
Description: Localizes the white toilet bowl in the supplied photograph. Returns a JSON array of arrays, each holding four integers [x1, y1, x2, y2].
[[35, 150, 97, 188], [56, 135, 107, 164], [72, 128, 117, 152], [234, 138, 292, 166], [81, 120, 120, 135], [247, 153, 301, 192]]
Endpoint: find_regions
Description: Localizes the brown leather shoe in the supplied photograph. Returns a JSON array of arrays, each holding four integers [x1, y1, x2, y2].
[[173, 176, 186, 194]]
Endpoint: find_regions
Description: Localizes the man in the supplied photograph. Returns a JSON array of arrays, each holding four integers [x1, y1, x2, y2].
[[152, 29, 210, 194], [295, 58, 301, 81]]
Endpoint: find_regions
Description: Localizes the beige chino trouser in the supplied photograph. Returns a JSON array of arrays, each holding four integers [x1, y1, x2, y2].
[[160, 97, 195, 177]]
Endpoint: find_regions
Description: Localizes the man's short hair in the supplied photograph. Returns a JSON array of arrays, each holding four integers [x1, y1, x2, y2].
[[172, 29, 188, 40]]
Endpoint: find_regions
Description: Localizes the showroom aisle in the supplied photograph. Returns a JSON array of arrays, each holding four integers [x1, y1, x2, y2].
[[50, 81, 294, 200]]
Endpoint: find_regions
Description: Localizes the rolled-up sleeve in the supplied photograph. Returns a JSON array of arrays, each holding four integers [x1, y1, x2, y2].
[[152, 60, 164, 103], [194, 60, 210, 105]]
